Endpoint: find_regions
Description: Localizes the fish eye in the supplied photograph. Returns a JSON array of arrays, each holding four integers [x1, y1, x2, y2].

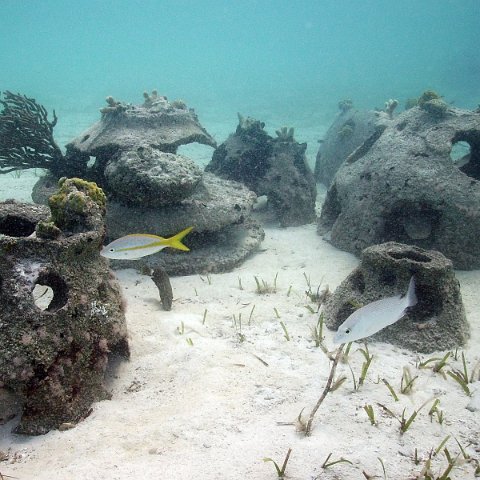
[[345, 328, 351, 334], [109, 248, 115, 252]]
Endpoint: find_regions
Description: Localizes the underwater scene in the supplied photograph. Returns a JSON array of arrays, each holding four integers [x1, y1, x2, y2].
[[0, 0, 479, 478]]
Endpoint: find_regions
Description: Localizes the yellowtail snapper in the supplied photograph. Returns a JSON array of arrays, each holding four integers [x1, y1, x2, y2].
[[100, 226, 193, 260]]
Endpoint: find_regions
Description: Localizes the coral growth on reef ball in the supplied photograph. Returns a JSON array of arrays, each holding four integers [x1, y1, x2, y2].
[[417, 90, 448, 117], [0, 180, 128, 435], [48, 177, 106, 233]]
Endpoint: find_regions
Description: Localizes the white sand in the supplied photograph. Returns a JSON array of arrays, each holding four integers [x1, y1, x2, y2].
[[0, 128, 479, 479], [0, 212, 479, 479]]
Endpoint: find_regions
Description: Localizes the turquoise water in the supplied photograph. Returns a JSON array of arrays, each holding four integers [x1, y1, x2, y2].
[[1, 0, 479, 142]]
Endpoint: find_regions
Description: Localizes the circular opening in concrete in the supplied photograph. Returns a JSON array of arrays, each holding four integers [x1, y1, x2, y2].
[[33, 271, 68, 312], [452, 132, 480, 180], [0, 215, 36, 237], [382, 202, 440, 247], [450, 141, 471, 164], [388, 250, 432, 263]]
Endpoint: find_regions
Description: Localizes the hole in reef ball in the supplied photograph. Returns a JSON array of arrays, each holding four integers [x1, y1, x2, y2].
[[388, 250, 432, 263], [0, 215, 36, 237], [451, 140, 471, 165], [382, 202, 440, 244], [402, 214, 432, 240], [451, 131, 480, 180], [32, 271, 69, 312]]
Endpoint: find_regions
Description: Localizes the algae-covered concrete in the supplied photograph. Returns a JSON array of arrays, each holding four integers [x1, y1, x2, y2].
[[0, 179, 129, 435]]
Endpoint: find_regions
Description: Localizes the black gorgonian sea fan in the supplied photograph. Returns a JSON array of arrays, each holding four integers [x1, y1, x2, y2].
[[0, 90, 65, 174]]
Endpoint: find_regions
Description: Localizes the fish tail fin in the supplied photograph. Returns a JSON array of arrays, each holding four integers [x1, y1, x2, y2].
[[406, 276, 417, 307], [165, 226, 193, 252]]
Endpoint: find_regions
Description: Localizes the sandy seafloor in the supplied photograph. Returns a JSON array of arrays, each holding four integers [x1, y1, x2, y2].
[[0, 112, 480, 480]]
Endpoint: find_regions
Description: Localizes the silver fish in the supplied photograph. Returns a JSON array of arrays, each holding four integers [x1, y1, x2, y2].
[[100, 226, 193, 260], [333, 276, 417, 344]]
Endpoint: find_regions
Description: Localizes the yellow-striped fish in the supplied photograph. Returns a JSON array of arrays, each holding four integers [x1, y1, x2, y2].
[[100, 226, 193, 260]]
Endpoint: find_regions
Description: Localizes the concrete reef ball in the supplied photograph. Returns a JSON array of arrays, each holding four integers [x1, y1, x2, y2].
[[324, 242, 468, 353], [318, 104, 480, 269], [0, 179, 129, 435], [32, 93, 263, 275]]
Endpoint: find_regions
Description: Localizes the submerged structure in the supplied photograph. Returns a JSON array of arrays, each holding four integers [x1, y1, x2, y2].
[[206, 115, 317, 227], [324, 242, 468, 353], [0, 178, 129, 435], [318, 102, 480, 269], [30, 92, 264, 274], [314, 102, 387, 186]]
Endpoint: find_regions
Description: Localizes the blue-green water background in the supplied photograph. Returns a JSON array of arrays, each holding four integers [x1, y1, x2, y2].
[[1, 0, 479, 161]]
